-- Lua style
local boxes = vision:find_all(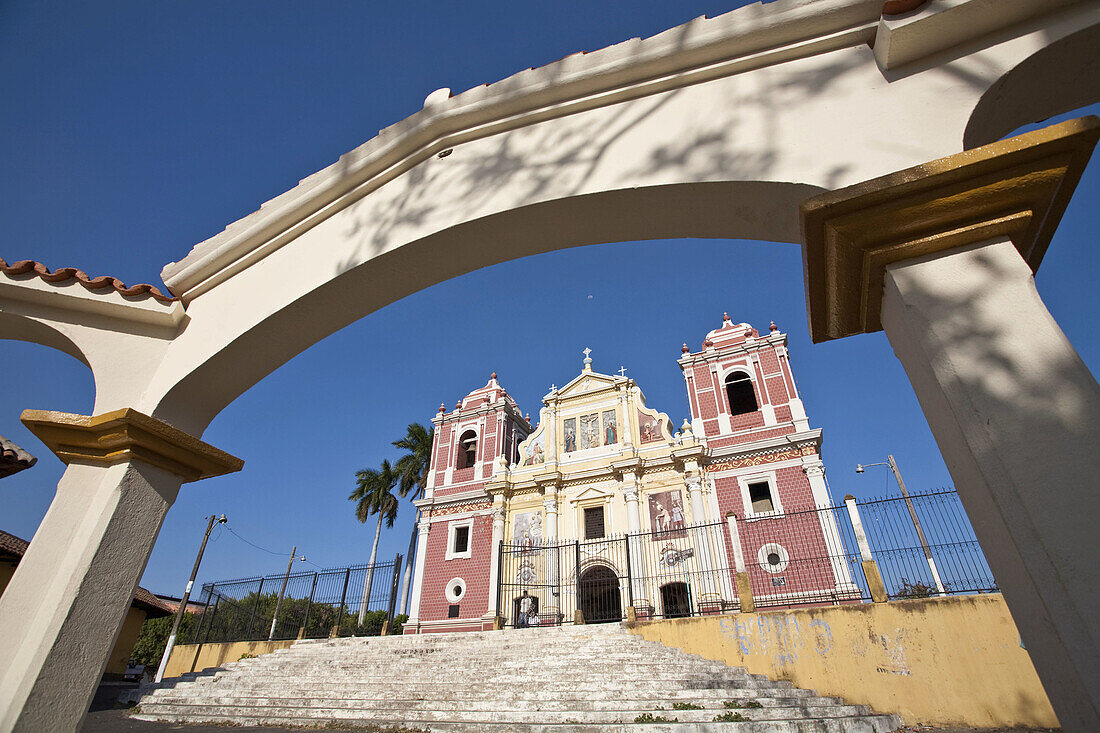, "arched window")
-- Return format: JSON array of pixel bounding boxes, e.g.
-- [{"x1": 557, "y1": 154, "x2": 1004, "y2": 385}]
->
[
  {"x1": 456, "y1": 430, "x2": 477, "y2": 469},
  {"x1": 724, "y1": 372, "x2": 758, "y2": 416}
]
